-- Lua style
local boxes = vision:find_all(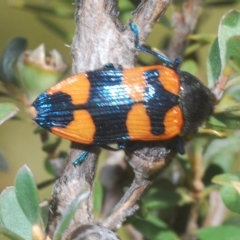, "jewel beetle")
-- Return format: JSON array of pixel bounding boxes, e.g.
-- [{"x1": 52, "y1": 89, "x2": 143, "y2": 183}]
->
[{"x1": 31, "y1": 24, "x2": 213, "y2": 164}]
